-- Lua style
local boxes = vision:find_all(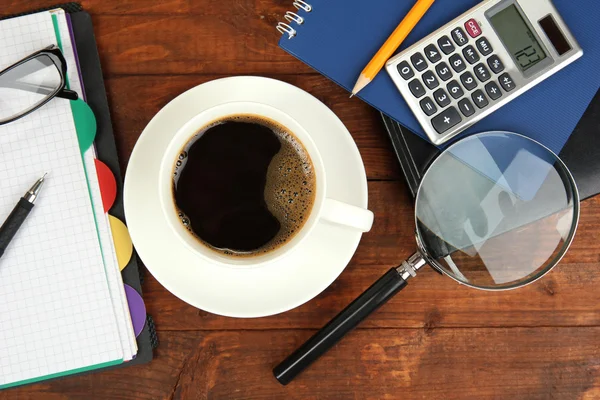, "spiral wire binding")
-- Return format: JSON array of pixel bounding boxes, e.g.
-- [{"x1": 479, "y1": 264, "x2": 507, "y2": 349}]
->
[
  {"x1": 285, "y1": 11, "x2": 304, "y2": 25},
  {"x1": 276, "y1": 1, "x2": 312, "y2": 39}
]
